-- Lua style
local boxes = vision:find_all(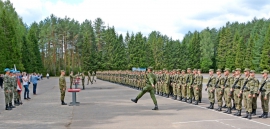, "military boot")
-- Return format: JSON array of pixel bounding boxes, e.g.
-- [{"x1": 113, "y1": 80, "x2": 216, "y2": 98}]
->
[
  {"x1": 252, "y1": 109, "x2": 256, "y2": 116},
  {"x1": 182, "y1": 97, "x2": 187, "y2": 102},
  {"x1": 222, "y1": 104, "x2": 227, "y2": 108},
  {"x1": 152, "y1": 104, "x2": 158, "y2": 110},
  {"x1": 227, "y1": 108, "x2": 232, "y2": 114},
  {"x1": 187, "y1": 99, "x2": 192, "y2": 103},
  {"x1": 215, "y1": 106, "x2": 221, "y2": 111},
  {"x1": 173, "y1": 95, "x2": 177, "y2": 100},
  {"x1": 236, "y1": 110, "x2": 242, "y2": 116},
  {"x1": 178, "y1": 97, "x2": 182, "y2": 101},
  {"x1": 234, "y1": 110, "x2": 239, "y2": 116},
  {"x1": 248, "y1": 112, "x2": 252, "y2": 120},
  {"x1": 242, "y1": 111, "x2": 248, "y2": 118},
  {"x1": 194, "y1": 100, "x2": 198, "y2": 105},
  {"x1": 9, "y1": 103, "x2": 15, "y2": 108},
  {"x1": 223, "y1": 108, "x2": 229, "y2": 113},
  {"x1": 263, "y1": 112, "x2": 268, "y2": 118},
  {"x1": 259, "y1": 112, "x2": 265, "y2": 118},
  {"x1": 131, "y1": 98, "x2": 138, "y2": 103},
  {"x1": 160, "y1": 92, "x2": 163, "y2": 96},
  {"x1": 232, "y1": 104, "x2": 236, "y2": 110},
  {"x1": 61, "y1": 101, "x2": 67, "y2": 105},
  {"x1": 207, "y1": 102, "x2": 212, "y2": 109},
  {"x1": 156, "y1": 92, "x2": 159, "y2": 95},
  {"x1": 166, "y1": 94, "x2": 169, "y2": 98},
  {"x1": 14, "y1": 100, "x2": 19, "y2": 106},
  {"x1": 5, "y1": 104, "x2": 11, "y2": 110}
]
